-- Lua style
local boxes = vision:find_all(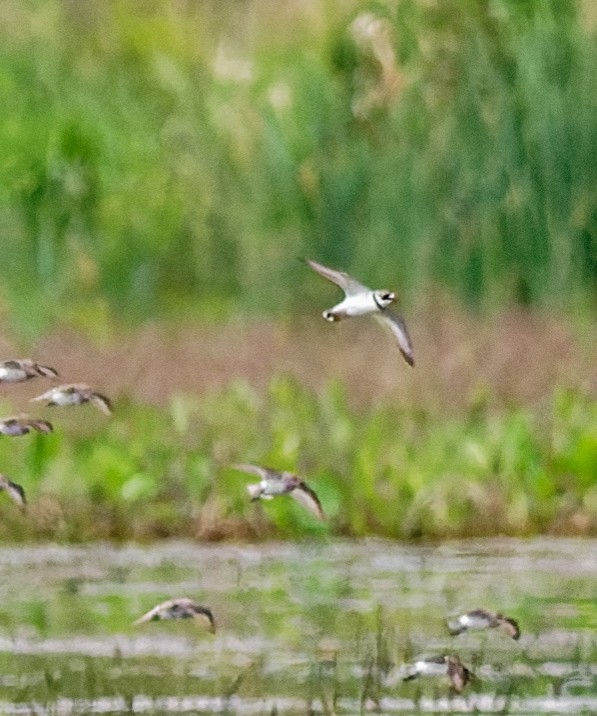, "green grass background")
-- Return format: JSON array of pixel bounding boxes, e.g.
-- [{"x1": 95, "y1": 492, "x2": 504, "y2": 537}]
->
[
  {"x1": 1, "y1": 379, "x2": 597, "y2": 541},
  {"x1": 1, "y1": 0, "x2": 597, "y2": 335},
  {"x1": 1, "y1": 0, "x2": 597, "y2": 539}
]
